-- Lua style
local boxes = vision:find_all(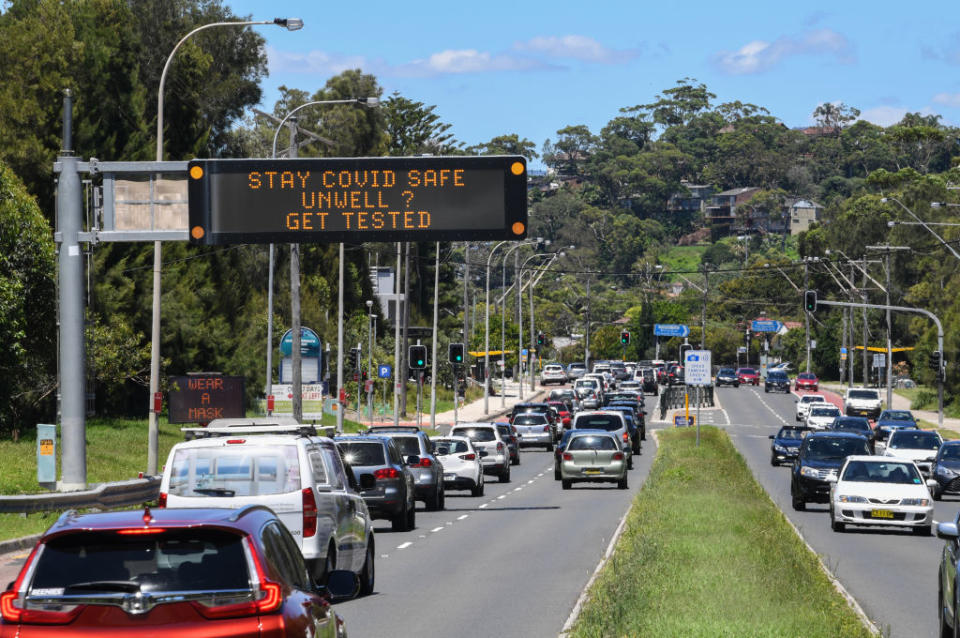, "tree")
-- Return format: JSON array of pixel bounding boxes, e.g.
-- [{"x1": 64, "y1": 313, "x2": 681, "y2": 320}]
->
[
  {"x1": 639, "y1": 78, "x2": 716, "y2": 129},
  {"x1": 465, "y1": 134, "x2": 538, "y2": 160},
  {"x1": 382, "y1": 91, "x2": 461, "y2": 156},
  {"x1": 812, "y1": 102, "x2": 860, "y2": 136},
  {"x1": 544, "y1": 125, "x2": 597, "y2": 175}
]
